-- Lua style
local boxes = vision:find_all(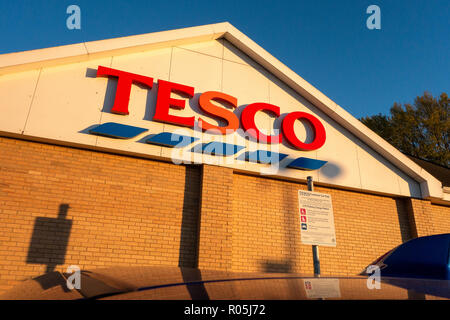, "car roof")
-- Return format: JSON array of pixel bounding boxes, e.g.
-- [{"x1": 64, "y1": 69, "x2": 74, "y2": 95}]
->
[{"x1": 1, "y1": 266, "x2": 449, "y2": 300}]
